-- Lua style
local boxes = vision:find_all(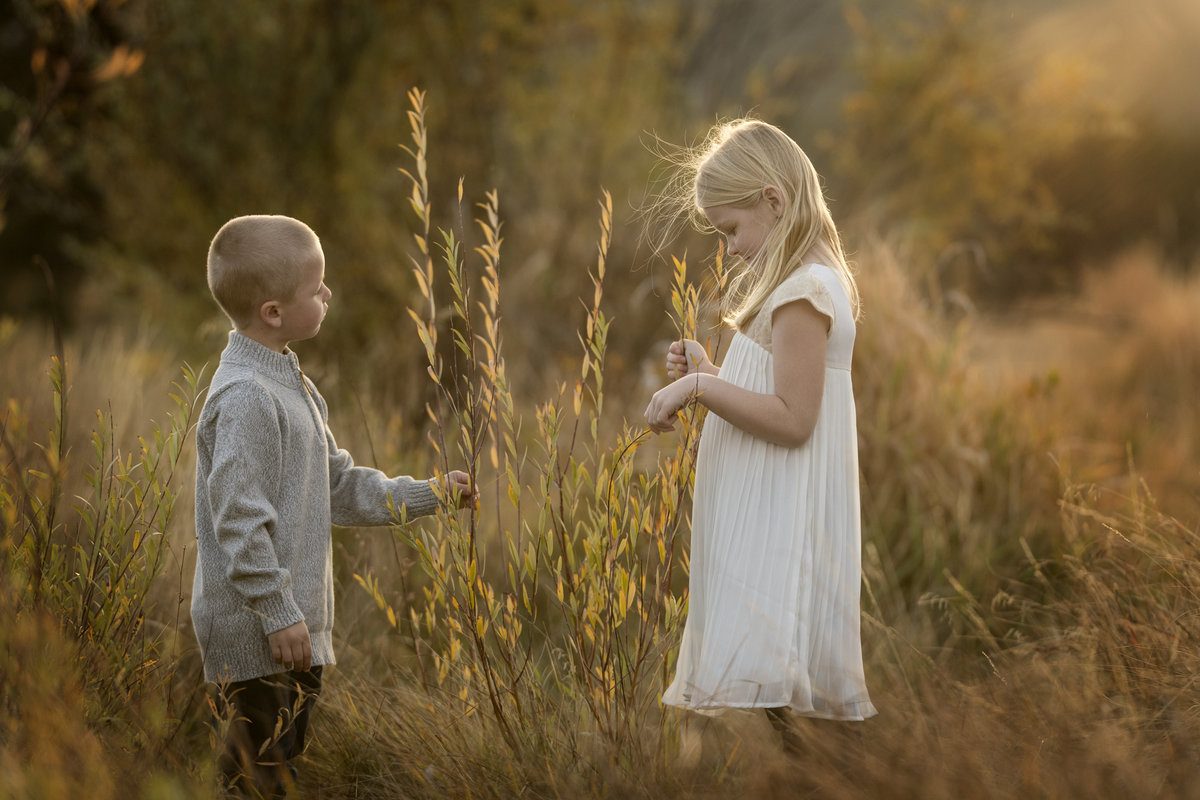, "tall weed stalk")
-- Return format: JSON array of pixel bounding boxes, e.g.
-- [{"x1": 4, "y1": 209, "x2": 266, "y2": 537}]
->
[
  {"x1": 1, "y1": 357, "x2": 205, "y2": 716},
  {"x1": 354, "y1": 89, "x2": 713, "y2": 769}
]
